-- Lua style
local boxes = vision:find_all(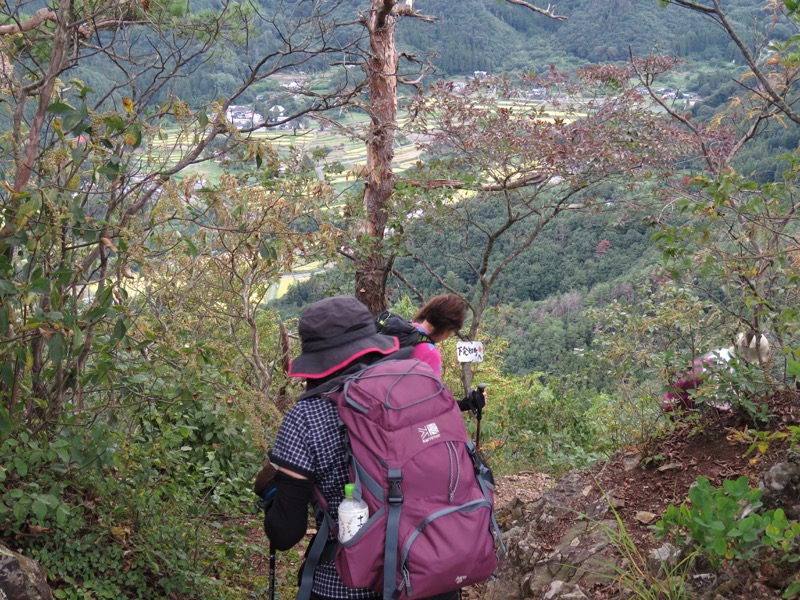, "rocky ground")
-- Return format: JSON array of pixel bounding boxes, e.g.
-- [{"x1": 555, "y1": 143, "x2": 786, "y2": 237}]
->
[{"x1": 481, "y1": 388, "x2": 800, "y2": 600}]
